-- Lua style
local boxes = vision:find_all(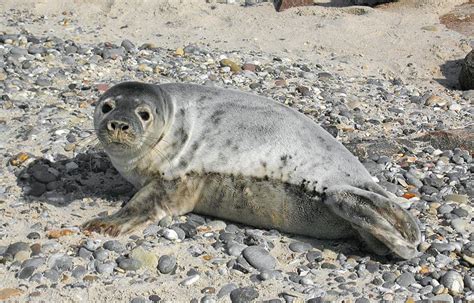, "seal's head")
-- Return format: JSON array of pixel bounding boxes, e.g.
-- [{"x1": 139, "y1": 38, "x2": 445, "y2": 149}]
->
[{"x1": 94, "y1": 82, "x2": 171, "y2": 158}]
